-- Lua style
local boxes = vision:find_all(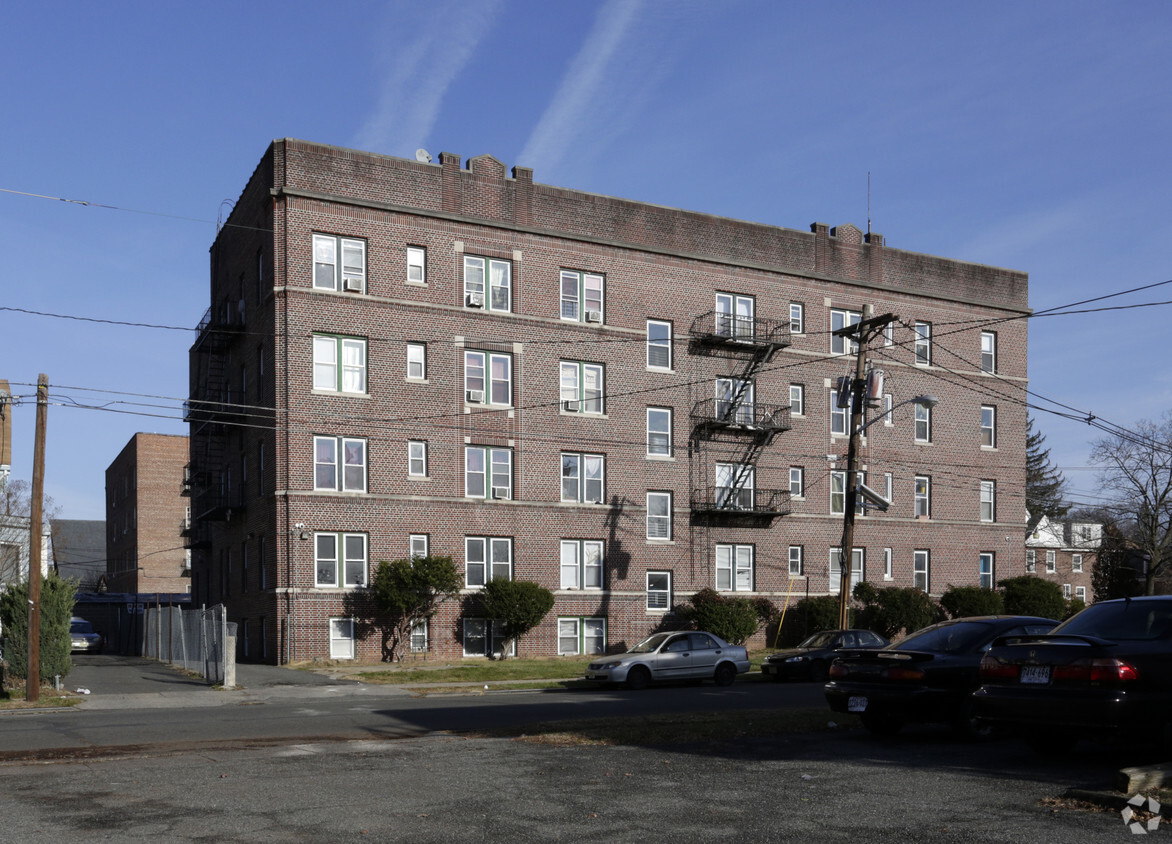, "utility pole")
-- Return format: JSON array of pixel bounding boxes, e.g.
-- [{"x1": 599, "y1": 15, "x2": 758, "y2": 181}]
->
[{"x1": 27, "y1": 374, "x2": 48, "y2": 701}]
